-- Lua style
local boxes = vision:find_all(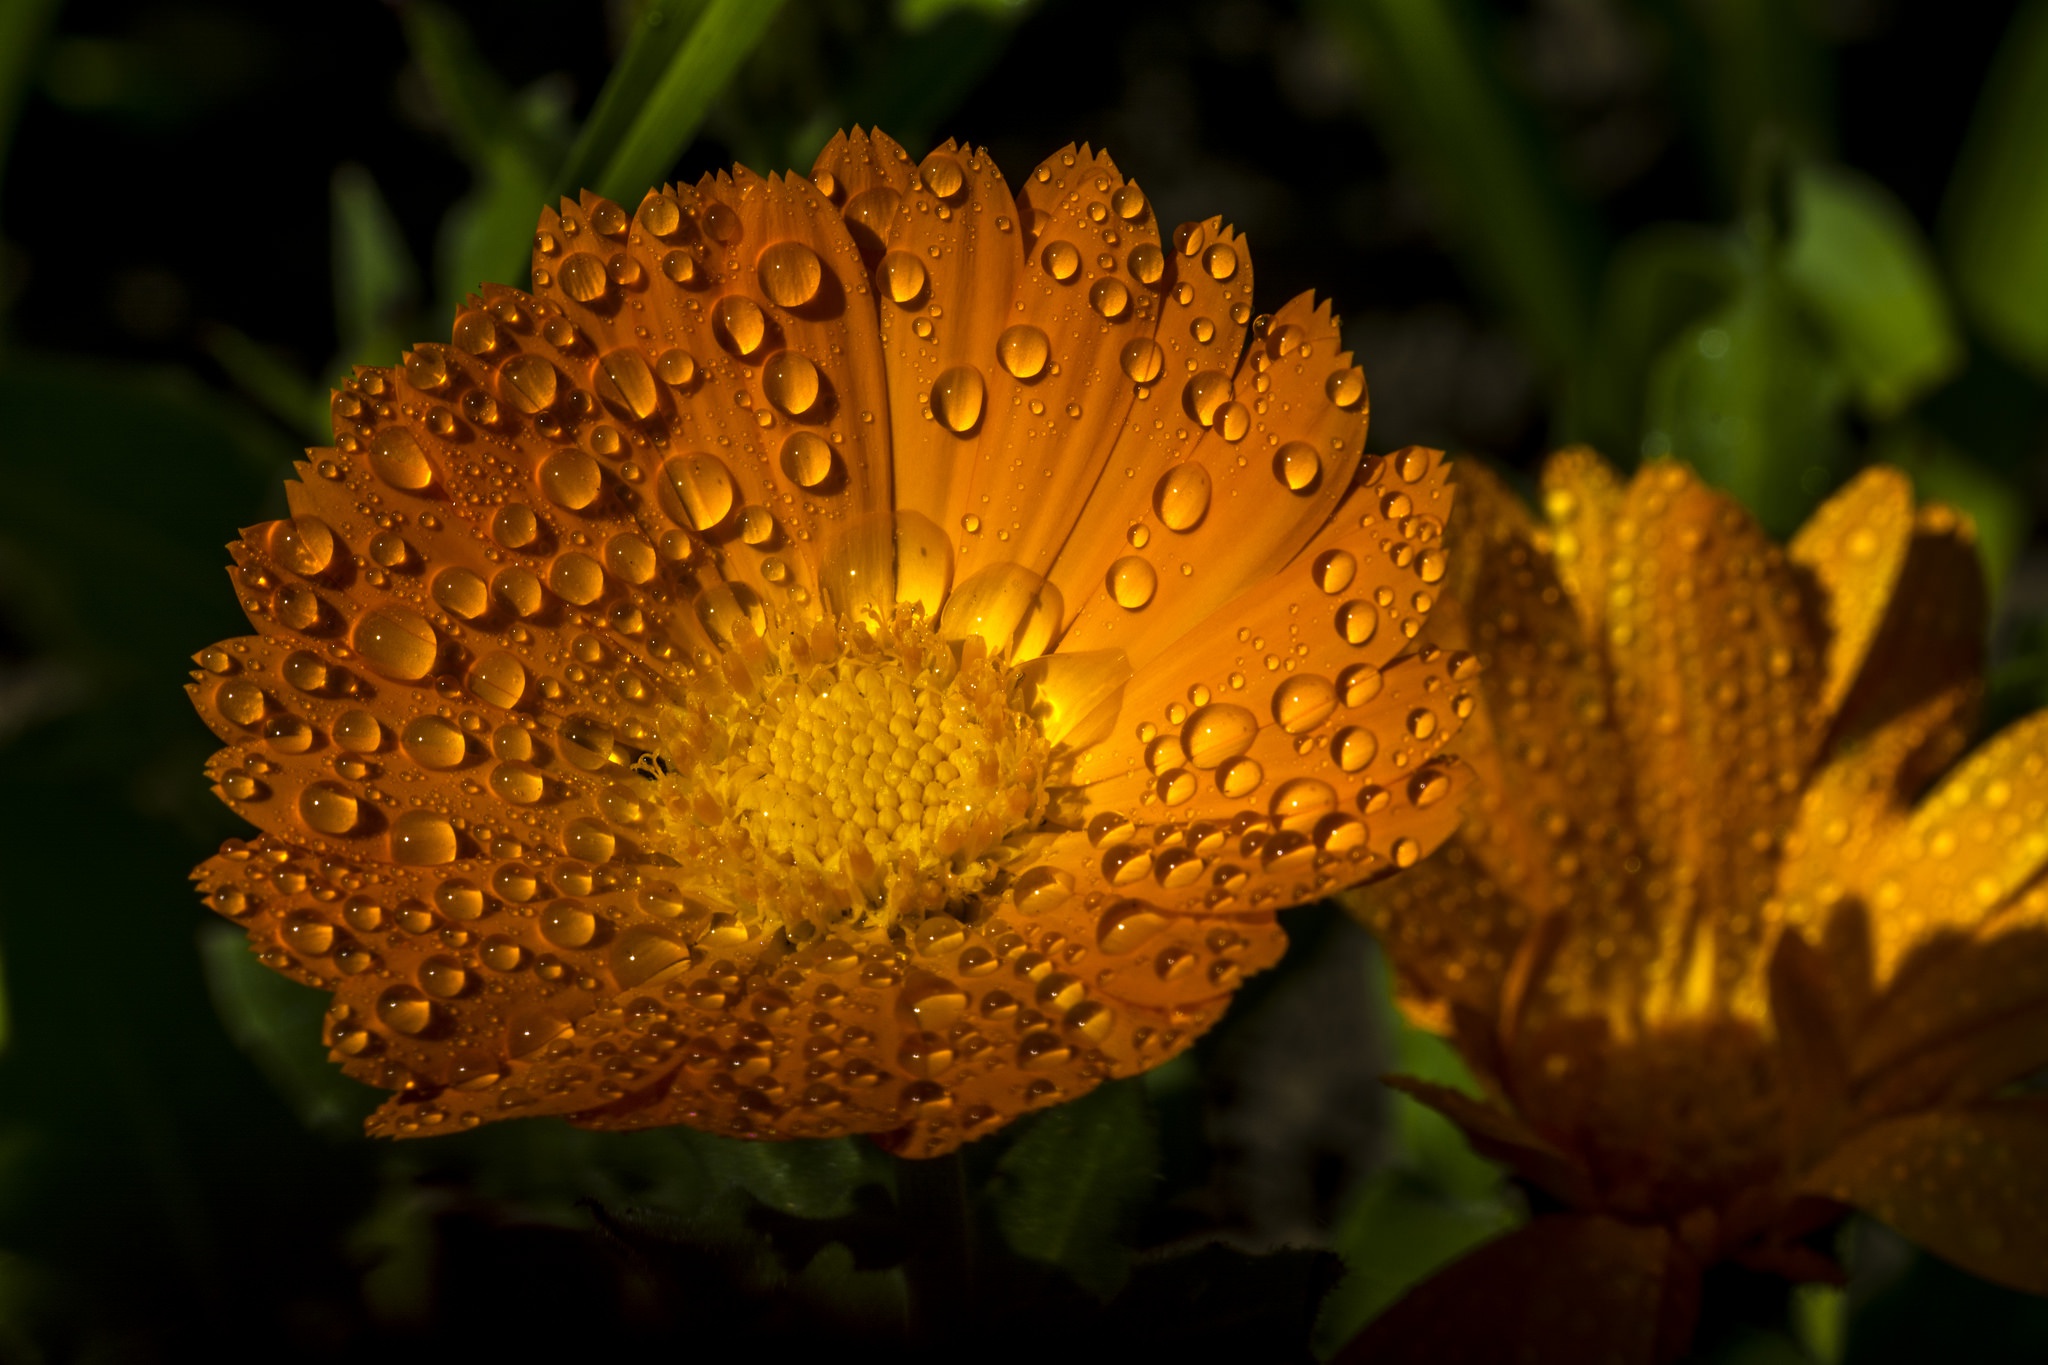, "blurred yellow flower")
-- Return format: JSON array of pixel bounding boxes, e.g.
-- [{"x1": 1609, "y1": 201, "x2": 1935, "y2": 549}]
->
[
  {"x1": 188, "y1": 130, "x2": 1469, "y2": 1155},
  {"x1": 1347, "y1": 452, "x2": 2048, "y2": 1360}
]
